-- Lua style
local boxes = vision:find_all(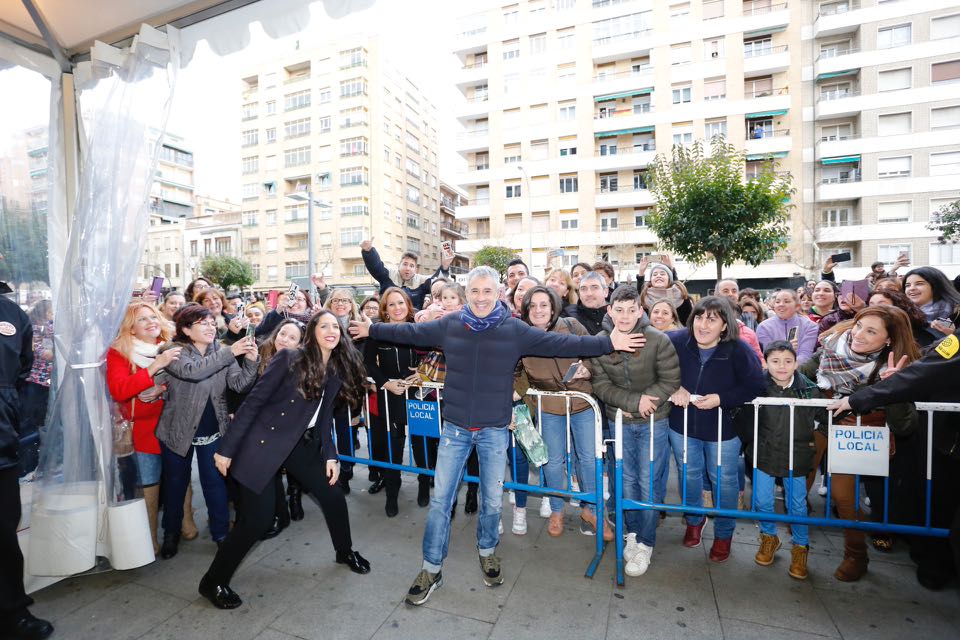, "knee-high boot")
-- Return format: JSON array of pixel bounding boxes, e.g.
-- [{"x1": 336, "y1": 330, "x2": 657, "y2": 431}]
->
[
  {"x1": 834, "y1": 528, "x2": 869, "y2": 581},
  {"x1": 181, "y1": 483, "x2": 199, "y2": 540},
  {"x1": 142, "y1": 484, "x2": 161, "y2": 554}
]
